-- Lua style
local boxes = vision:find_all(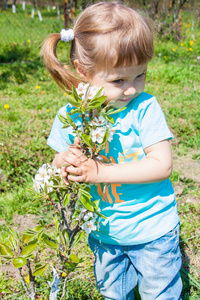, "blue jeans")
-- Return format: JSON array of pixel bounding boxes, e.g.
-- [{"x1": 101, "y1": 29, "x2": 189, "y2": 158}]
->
[{"x1": 88, "y1": 223, "x2": 182, "y2": 300}]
